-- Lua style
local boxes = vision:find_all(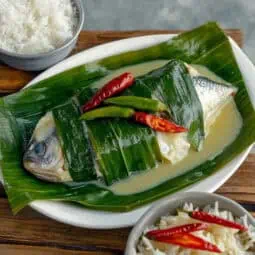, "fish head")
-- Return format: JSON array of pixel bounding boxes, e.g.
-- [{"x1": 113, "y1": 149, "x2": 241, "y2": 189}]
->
[
  {"x1": 23, "y1": 112, "x2": 72, "y2": 182},
  {"x1": 23, "y1": 133, "x2": 63, "y2": 173}
]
